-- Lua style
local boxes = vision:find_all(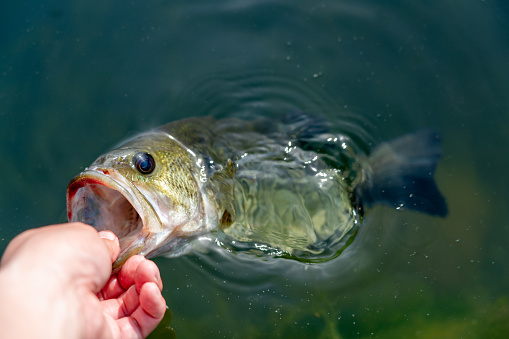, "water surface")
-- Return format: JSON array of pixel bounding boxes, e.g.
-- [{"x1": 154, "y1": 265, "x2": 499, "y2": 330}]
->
[{"x1": 1, "y1": 0, "x2": 508, "y2": 337}]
